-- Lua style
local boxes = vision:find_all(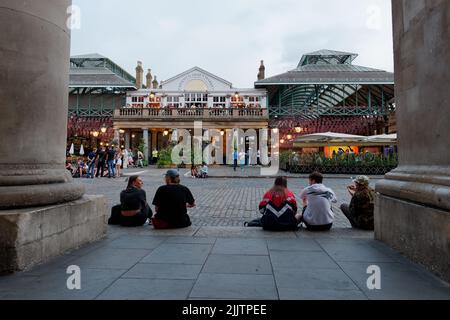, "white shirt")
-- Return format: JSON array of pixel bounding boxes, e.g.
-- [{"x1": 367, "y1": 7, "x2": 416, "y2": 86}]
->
[{"x1": 299, "y1": 184, "x2": 337, "y2": 225}]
